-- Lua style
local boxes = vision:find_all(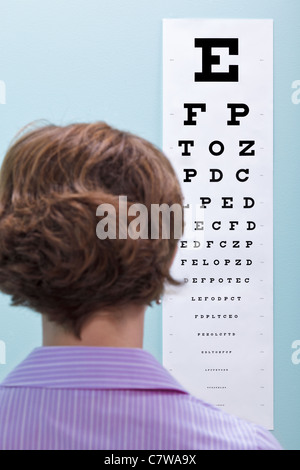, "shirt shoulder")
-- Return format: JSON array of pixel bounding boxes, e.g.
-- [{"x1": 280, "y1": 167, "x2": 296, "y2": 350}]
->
[
  {"x1": 0, "y1": 347, "x2": 284, "y2": 450},
  {"x1": 185, "y1": 394, "x2": 283, "y2": 450}
]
